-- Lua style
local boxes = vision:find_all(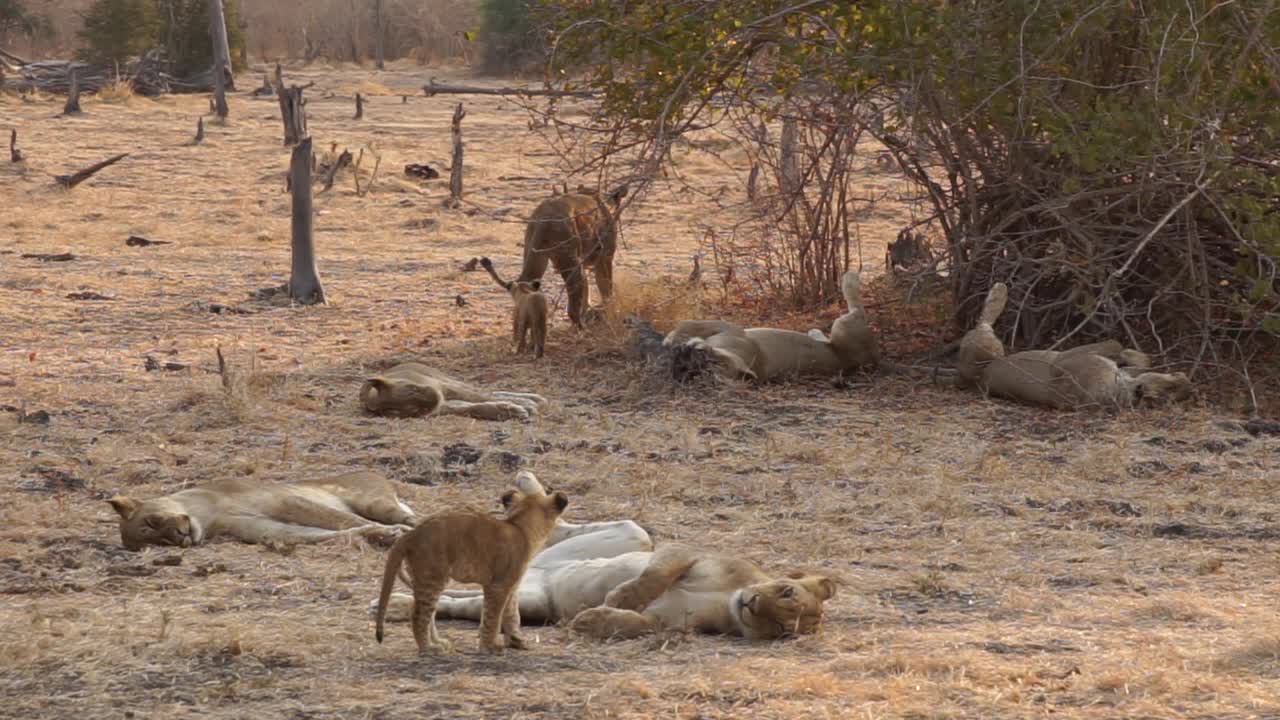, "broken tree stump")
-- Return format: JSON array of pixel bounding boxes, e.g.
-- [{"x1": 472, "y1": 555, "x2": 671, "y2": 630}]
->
[
  {"x1": 55, "y1": 153, "x2": 129, "y2": 189},
  {"x1": 194, "y1": 116, "x2": 205, "y2": 144},
  {"x1": 354, "y1": 92, "x2": 364, "y2": 120},
  {"x1": 273, "y1": 64, "x2": 308, "y2": 146},
  {"x1": 63, "y1": 69, "x2": 81, "y2": 114},
  {"x1": 445, "y1": 103, "x2": 465, "y2": 209},
  {"x1": 287, "y1": 137, "x2": 326, "y2": 304},
  {"x1": 9, "y1": 129, "x2": 21, "y2": 162}
]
